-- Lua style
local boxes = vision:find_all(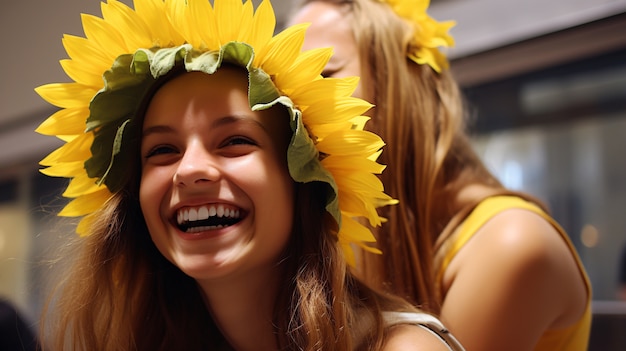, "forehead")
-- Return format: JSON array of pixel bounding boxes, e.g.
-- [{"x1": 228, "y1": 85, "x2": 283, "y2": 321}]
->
[
  {"x1": 154, "y1": 68, "x2": 248, "y2": 97},
  {"x1": 292, "y1": 2, "x2": 354, "y2": 54},
  {"x1": 145, "y1": 69, "x2": 250, "y2": 115},
  {"x1": 142, "y1": 68, "x2": 290, "y2": 140}
]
